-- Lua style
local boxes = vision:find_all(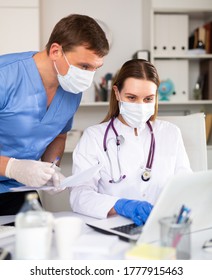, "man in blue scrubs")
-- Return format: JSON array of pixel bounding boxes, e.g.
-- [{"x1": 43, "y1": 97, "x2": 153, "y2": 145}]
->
[{"x1": 0, "y1": 14, "x2": 109, "y2": 215}]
